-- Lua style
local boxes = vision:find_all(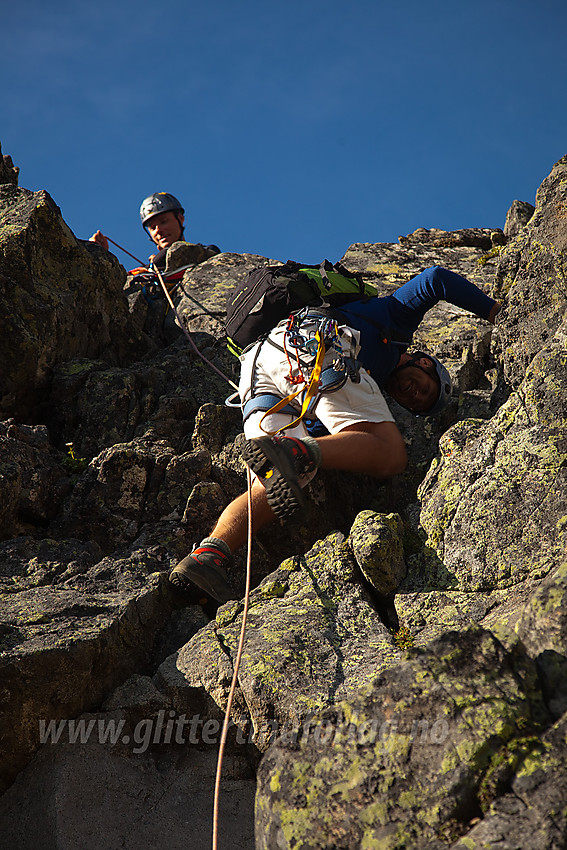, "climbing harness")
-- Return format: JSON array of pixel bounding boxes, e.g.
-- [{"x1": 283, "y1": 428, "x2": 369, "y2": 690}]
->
[
  {"x1": 235, "y1": 309, "x2": 363, "y2": 436},
  {"x1": 254, "y1": 319, "x2": 328, "y2": 435},
  {"x1": 129, "y1": 267, "x2": 178, "y2": 303},
  {"x1": 130, "y1": 265, "x2": 192, "y2": 302}
]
